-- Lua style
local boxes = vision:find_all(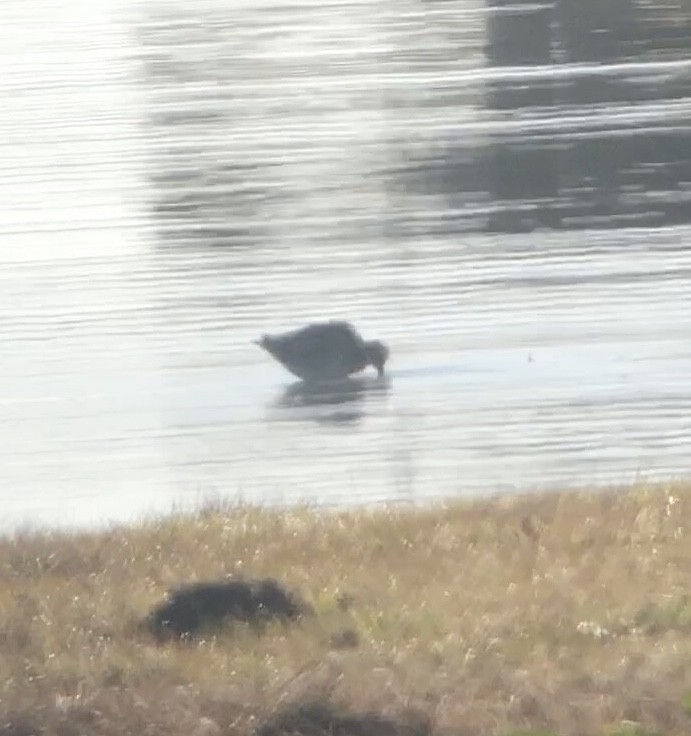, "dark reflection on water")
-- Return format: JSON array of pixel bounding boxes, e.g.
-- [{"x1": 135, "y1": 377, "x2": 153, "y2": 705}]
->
[
  {"x1": 138, "y1": 0, "x2": 691, "y2": 251},
  {"x1": 272, "y1": 378, "x2": 391, "y2": 427}
]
